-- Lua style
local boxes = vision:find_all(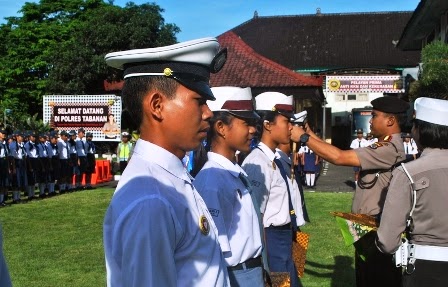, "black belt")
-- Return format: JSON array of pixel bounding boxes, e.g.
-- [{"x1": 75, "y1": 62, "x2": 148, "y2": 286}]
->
[
  {"x1": 266, "y1": 223, "x2": 291, "y2": 230},
  {"x1": 228, "y1": 256, "x2": 262, "y2": 271}
]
